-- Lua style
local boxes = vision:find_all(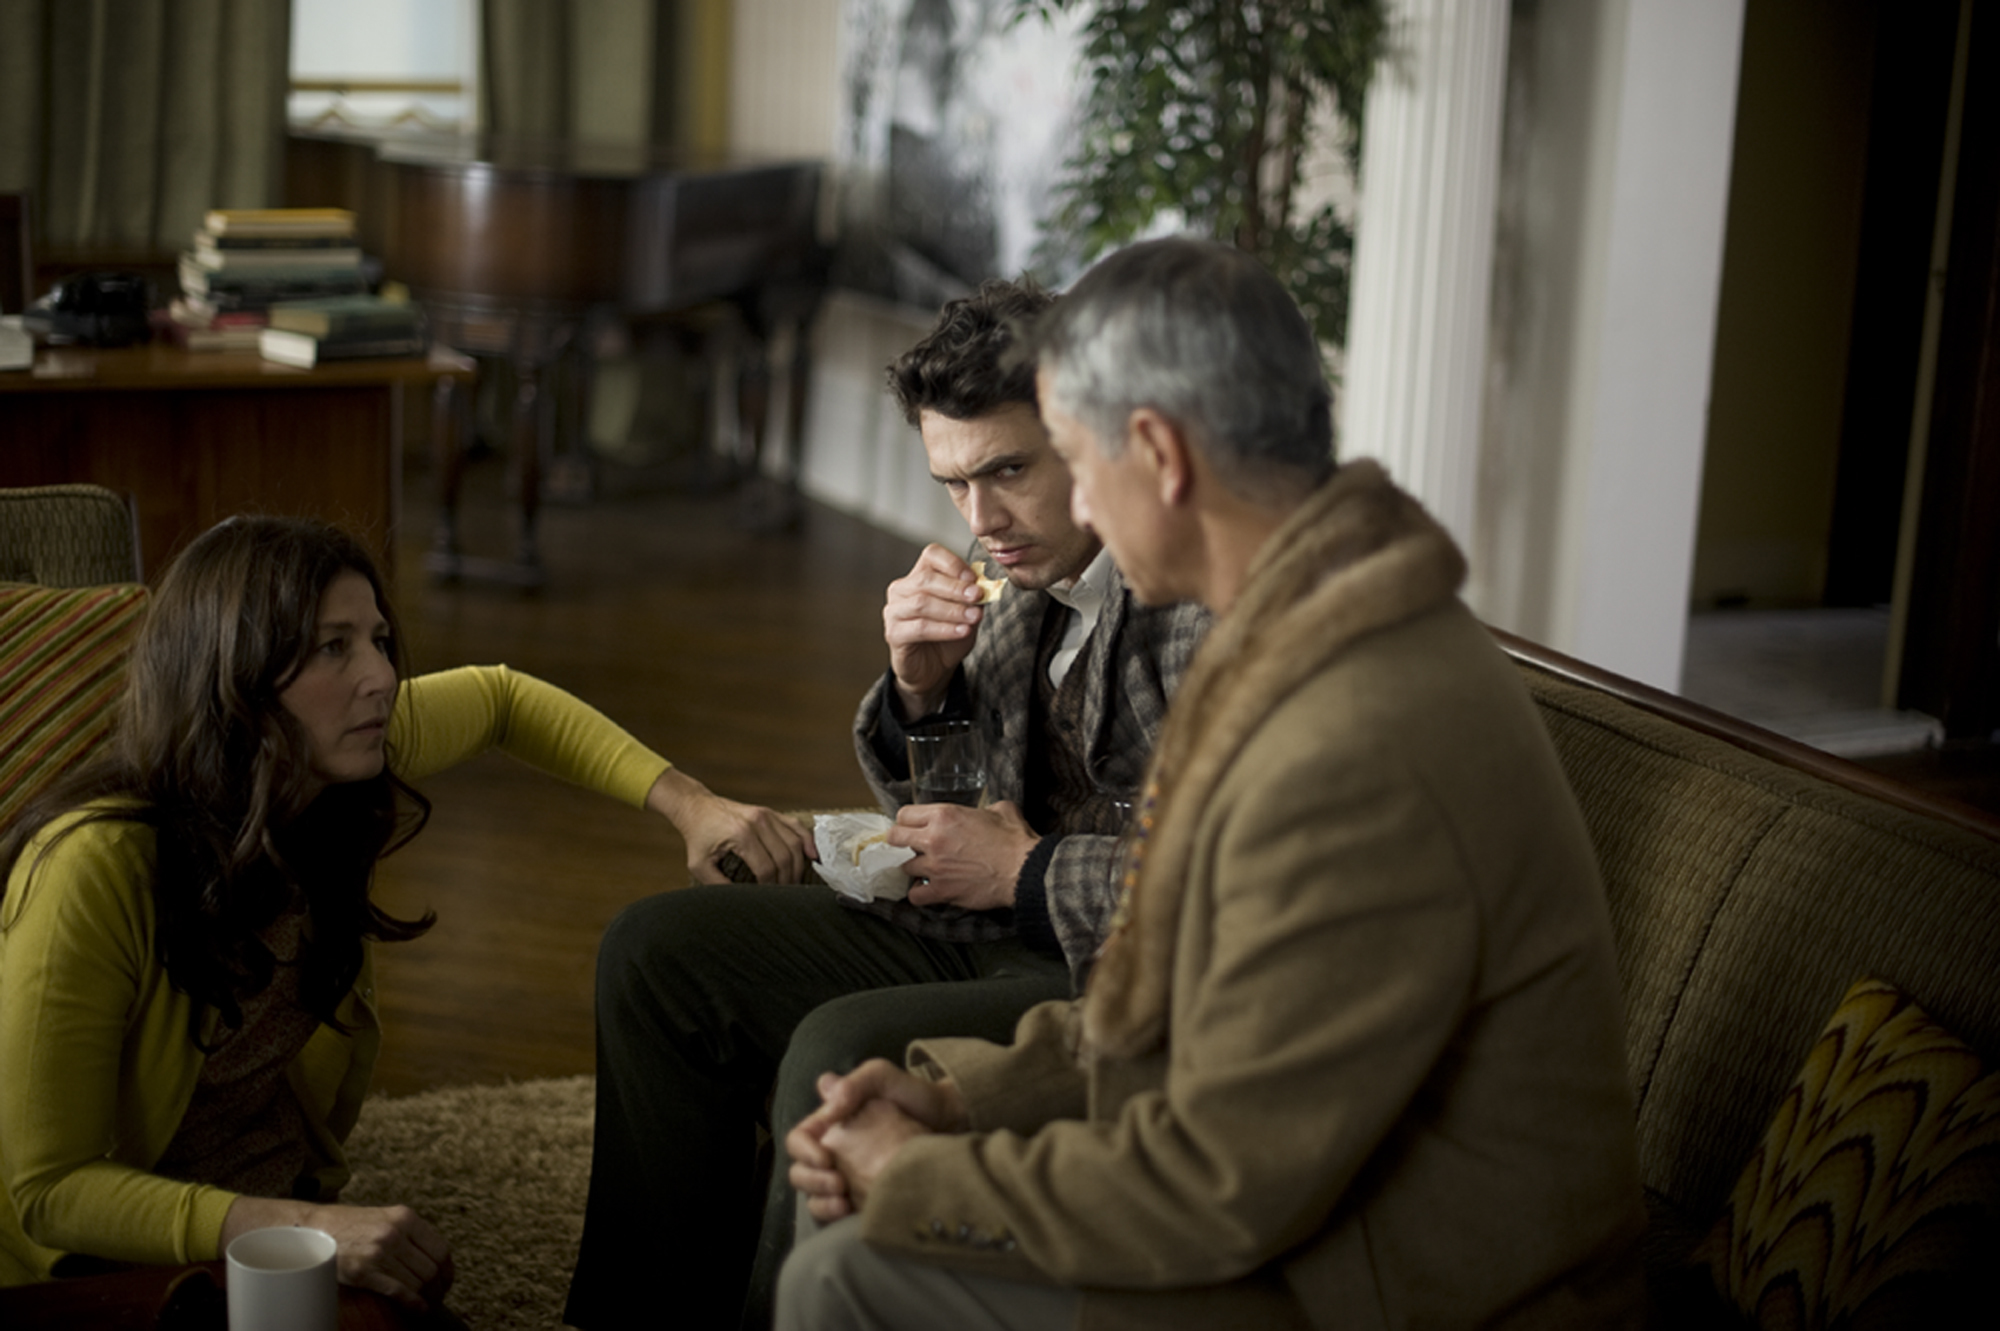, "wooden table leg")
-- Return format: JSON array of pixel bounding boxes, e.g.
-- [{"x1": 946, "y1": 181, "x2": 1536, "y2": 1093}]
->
[
  {"x1": 509, "y1": 357, "x2": 545, "y2": 577},
  {"x1": 427, "y1": 374, "x2": 469, "y2": 575}
]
